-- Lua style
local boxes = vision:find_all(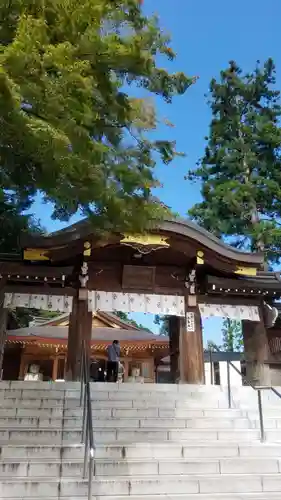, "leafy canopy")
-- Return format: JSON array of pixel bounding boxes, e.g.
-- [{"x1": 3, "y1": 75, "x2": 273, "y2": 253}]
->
[
  {"x1": 221, "y1": 318, "x2": 243, "y2": 352},
  {"x1": 206, "y1": 318, "x2": 243, "y2": 353},
  {"x1": 114, "y1": 311, "x2": 152, "y2": 332},
  {"x1": 0, "y1": 0, "x2": 193, "y2": 232},
  {"x1": 188, "y1": 59, "x2": 281, "y2": 260},
  {"x1": 0, "y1": 192, "x2": 42, "y2": 254},
  {"x1": 154, "y1": 314, "x2": 169, "y2": 335},
  {"x1": 0, "y1": 194, "x2": 56, "y2": 329}
]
